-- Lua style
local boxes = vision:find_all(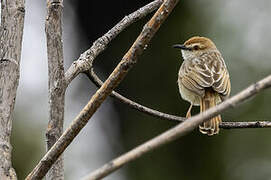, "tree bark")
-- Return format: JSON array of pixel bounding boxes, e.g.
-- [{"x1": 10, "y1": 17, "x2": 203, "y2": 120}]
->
[
  {"x1": 0, "y1": 0, "x2": 25, "y2": 179},
  {"x1": 45, "y1": 0, "x2": 65, "y2": 179}
]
